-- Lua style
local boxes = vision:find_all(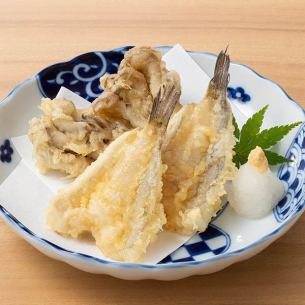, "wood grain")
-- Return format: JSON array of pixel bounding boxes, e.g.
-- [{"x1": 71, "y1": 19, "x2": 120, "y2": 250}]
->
[{"x1": 0, "y1": 1, "x2": 304, "y2": 304}]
